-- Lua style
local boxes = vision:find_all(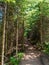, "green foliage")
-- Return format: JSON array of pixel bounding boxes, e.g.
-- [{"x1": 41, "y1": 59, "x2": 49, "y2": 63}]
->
[
  {"x1": 24, "y1": 0, "x2": 49, "y2": 38},
  {"x1": 42, "y1": 42, "x2": 49, "y2": 55},
  {"x1": 10, "y1": 53, "x2": 23, "y2": 65},
  {"x1": 24, "y1": 1, "x2": 40, "y2": 37}
]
